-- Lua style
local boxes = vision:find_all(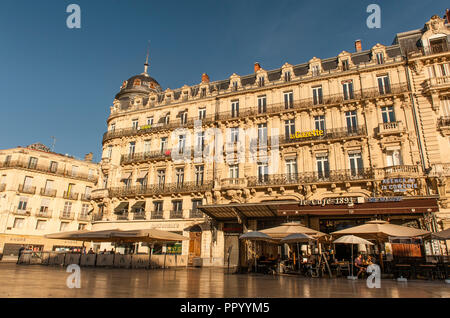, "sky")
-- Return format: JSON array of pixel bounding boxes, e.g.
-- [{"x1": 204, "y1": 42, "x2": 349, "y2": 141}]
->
[{"x1": 0, "y1": 0, "x2": 448, "y2": 162}]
